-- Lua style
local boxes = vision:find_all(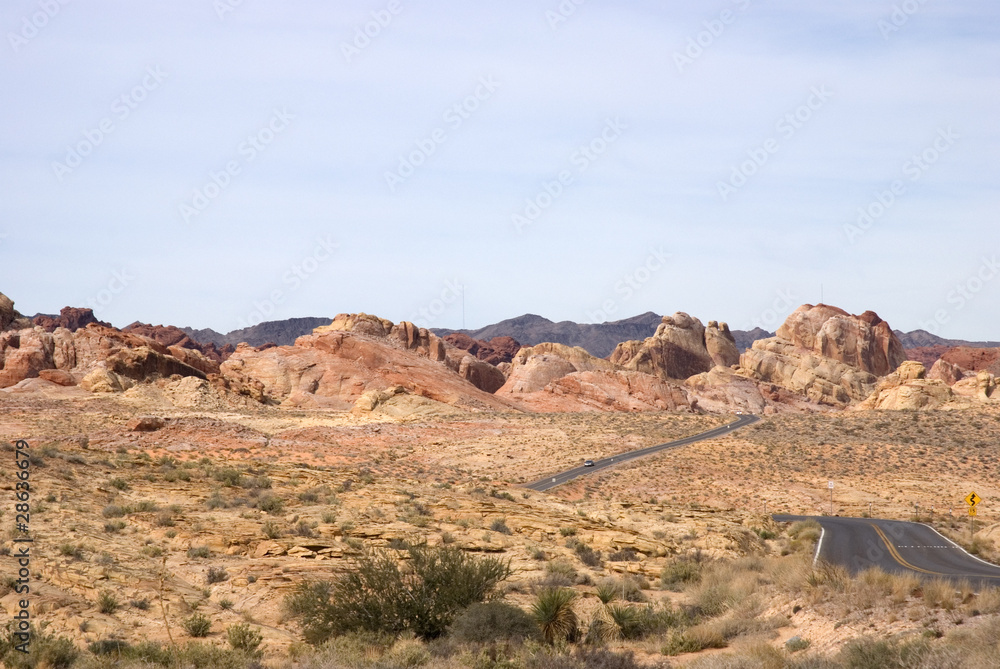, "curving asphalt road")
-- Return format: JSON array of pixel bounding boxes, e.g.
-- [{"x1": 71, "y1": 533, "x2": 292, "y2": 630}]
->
[
  {"x1": 524, "y1": 413, "x2": 760, "y2": 492},
  {"x1": 774, "y1": 515, "x2": 1000, "y2": 586}
]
